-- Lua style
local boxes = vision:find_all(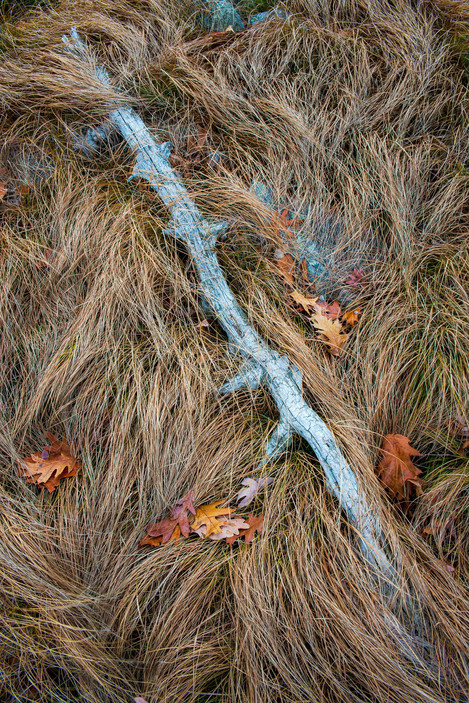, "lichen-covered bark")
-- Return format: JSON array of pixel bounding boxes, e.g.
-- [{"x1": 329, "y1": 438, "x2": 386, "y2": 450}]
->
[{"x1": 62, "y1": 29, "x2": 391, "y2": 575}]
